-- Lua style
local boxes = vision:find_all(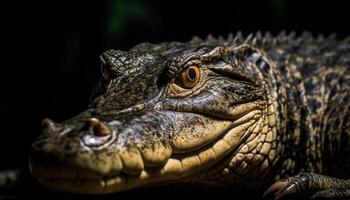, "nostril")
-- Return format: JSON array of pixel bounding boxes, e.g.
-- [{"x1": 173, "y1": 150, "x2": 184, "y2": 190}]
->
[
  {"x1": 85, "y1": 118, "x2": 111, "y2": 137},
  {"x1": 41, "y1": 118, "x2": 56, "y2": 131}
]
